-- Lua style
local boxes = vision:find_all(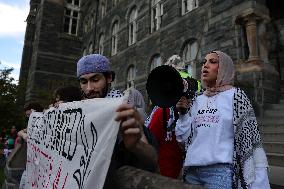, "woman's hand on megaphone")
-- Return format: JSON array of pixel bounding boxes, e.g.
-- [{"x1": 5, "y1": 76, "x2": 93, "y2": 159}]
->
[{"x1": 176, "y1": 96, "x2": 190, "y2": 115}]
